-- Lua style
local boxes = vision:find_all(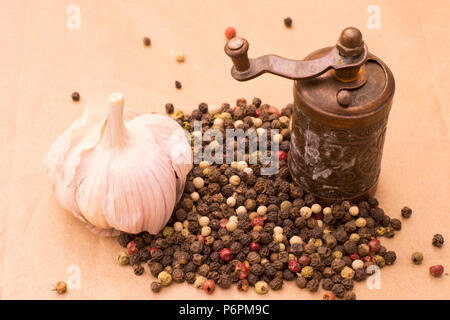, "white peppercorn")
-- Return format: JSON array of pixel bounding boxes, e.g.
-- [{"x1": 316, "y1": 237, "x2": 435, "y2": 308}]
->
[
  {"x1": 229, "y1": 175, "x2": 241, "y2": 186},
  {"x1": 311, "y1": 203, "x2": 322, "y2": 214},
  {"x1": 349, "y1": 206, "x2": 359, "y2": 216},
  {"x1": 300, "y1": 206, "x2": 312, "y2": 219},
  {"x1": 193, "y1": 177, "x2": 204, "y2": 189}
]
